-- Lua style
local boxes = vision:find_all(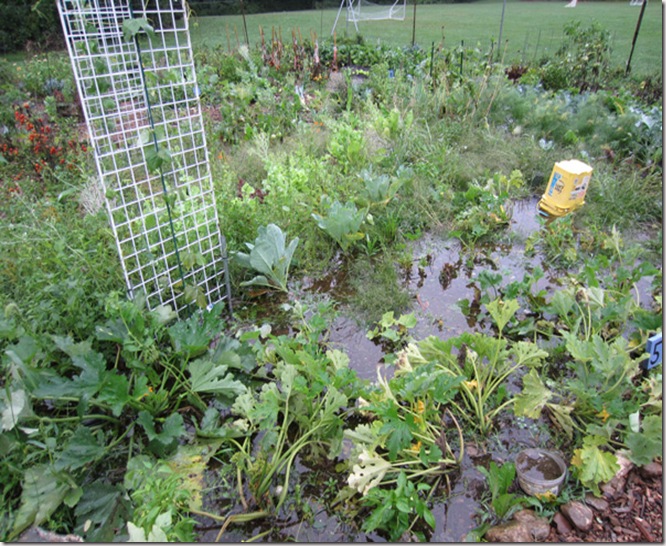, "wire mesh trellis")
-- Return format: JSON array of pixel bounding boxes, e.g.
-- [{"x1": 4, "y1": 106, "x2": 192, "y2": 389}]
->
[{"x1": 57, "y1": 0, "x2": 231, "y2": 316}]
